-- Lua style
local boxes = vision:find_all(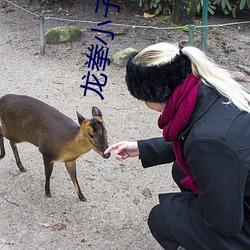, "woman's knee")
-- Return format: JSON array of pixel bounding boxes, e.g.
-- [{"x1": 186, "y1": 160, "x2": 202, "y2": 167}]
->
[
  {"x1": 148, "y1": 204, "x2": 161, "y2": 233},
  {"x1": 148, "y1": 205, "x2": 179, "y2": 249}
]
